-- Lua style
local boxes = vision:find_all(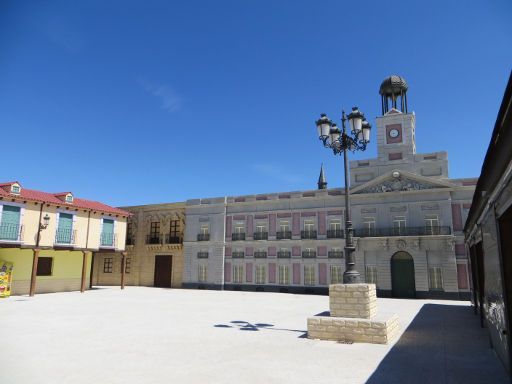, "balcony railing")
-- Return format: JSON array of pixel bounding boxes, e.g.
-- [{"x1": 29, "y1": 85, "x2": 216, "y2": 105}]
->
[
  {"x1": 328, "y1": 250, "x2": 344, "y2": 258},
  {"x1": 54, "y1": 228, "x2": 76, "y2": 245},
  {"x1": 327, "y1": 229, "x2": 344, "y2": 239},
  {"x1": 197, "y1": 251, "x2": 209, "y2": 259},
  {"x1": 146, "y1": 235, "x2": 162, "y2": 244},
  {"x1": 253, "y1": 232, "x2": 268, "y2": 240},
  {"x1": 353, "y1": 226, "x2": 452, "y2": 238},
  {"x1": 197, "y1": 233, "x2": 210, "y2": 241},
  {"x1": 165, "y1": 234, "x2": 182, "y2": 244},
  {"x1": 126, "y1": 236, "x2": 135, "y2": 245},
  {"x1": 0, "y1": 223, "x2": 23, "y2": 242},
  {"x1": 276, "y1": 231, "x2": 292, "y2": 240},
  {"x1": 277, "y1": 251, "x2": 291, "y2": 258},
  {"x1": 301, "y1": 230, "x2": 317, "y2": 239},
  {"x1": 302, "y1": 250, "x2": 317, "y2": 258},
  {"x1": 254, "y1": 251, "x2": 267, "y2": 258},
  {"x1": 232, "y1": 251, "x2": 245, "y2": 258},
  {"x1": 100, "y1": 232, "x2": 117, "y2": 248},
  {"x1": 232, "y1": 233, "x2": 246, "y2": 241}
]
